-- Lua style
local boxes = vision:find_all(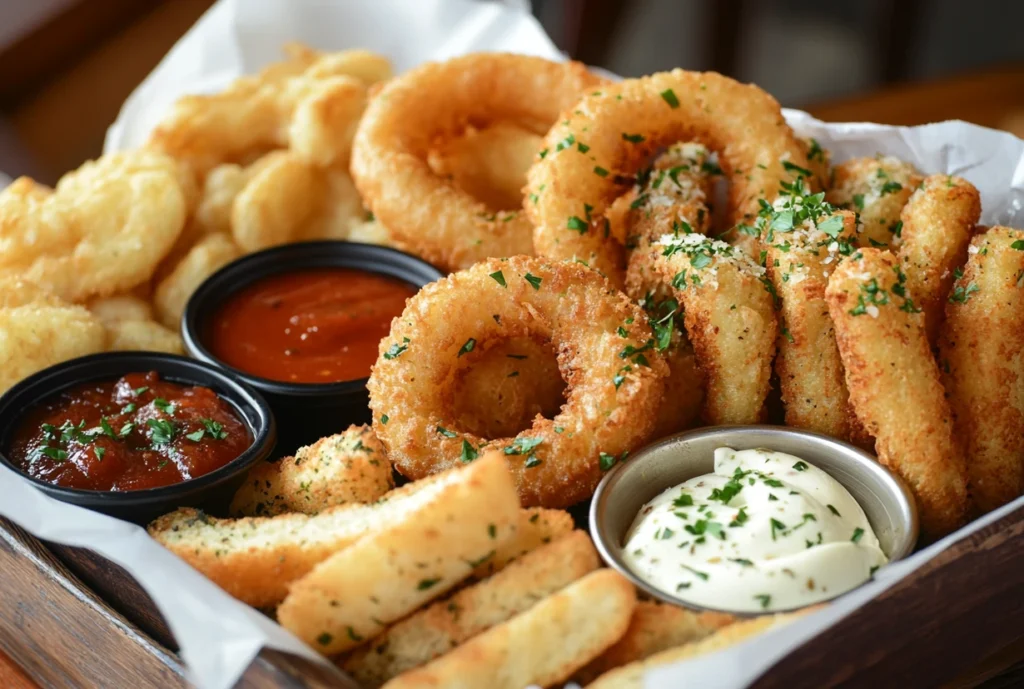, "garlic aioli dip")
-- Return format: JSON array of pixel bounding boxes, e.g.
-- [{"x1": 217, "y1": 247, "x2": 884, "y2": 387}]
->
[{"x1": 622, "y1": 447, "x2": 887, "y2": 613}]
